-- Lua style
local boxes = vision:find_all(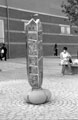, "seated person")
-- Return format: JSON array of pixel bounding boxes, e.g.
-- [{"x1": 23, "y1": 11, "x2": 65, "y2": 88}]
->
[{"x1": 60, "y1": 47, "x2": 72, "y2": 75}]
